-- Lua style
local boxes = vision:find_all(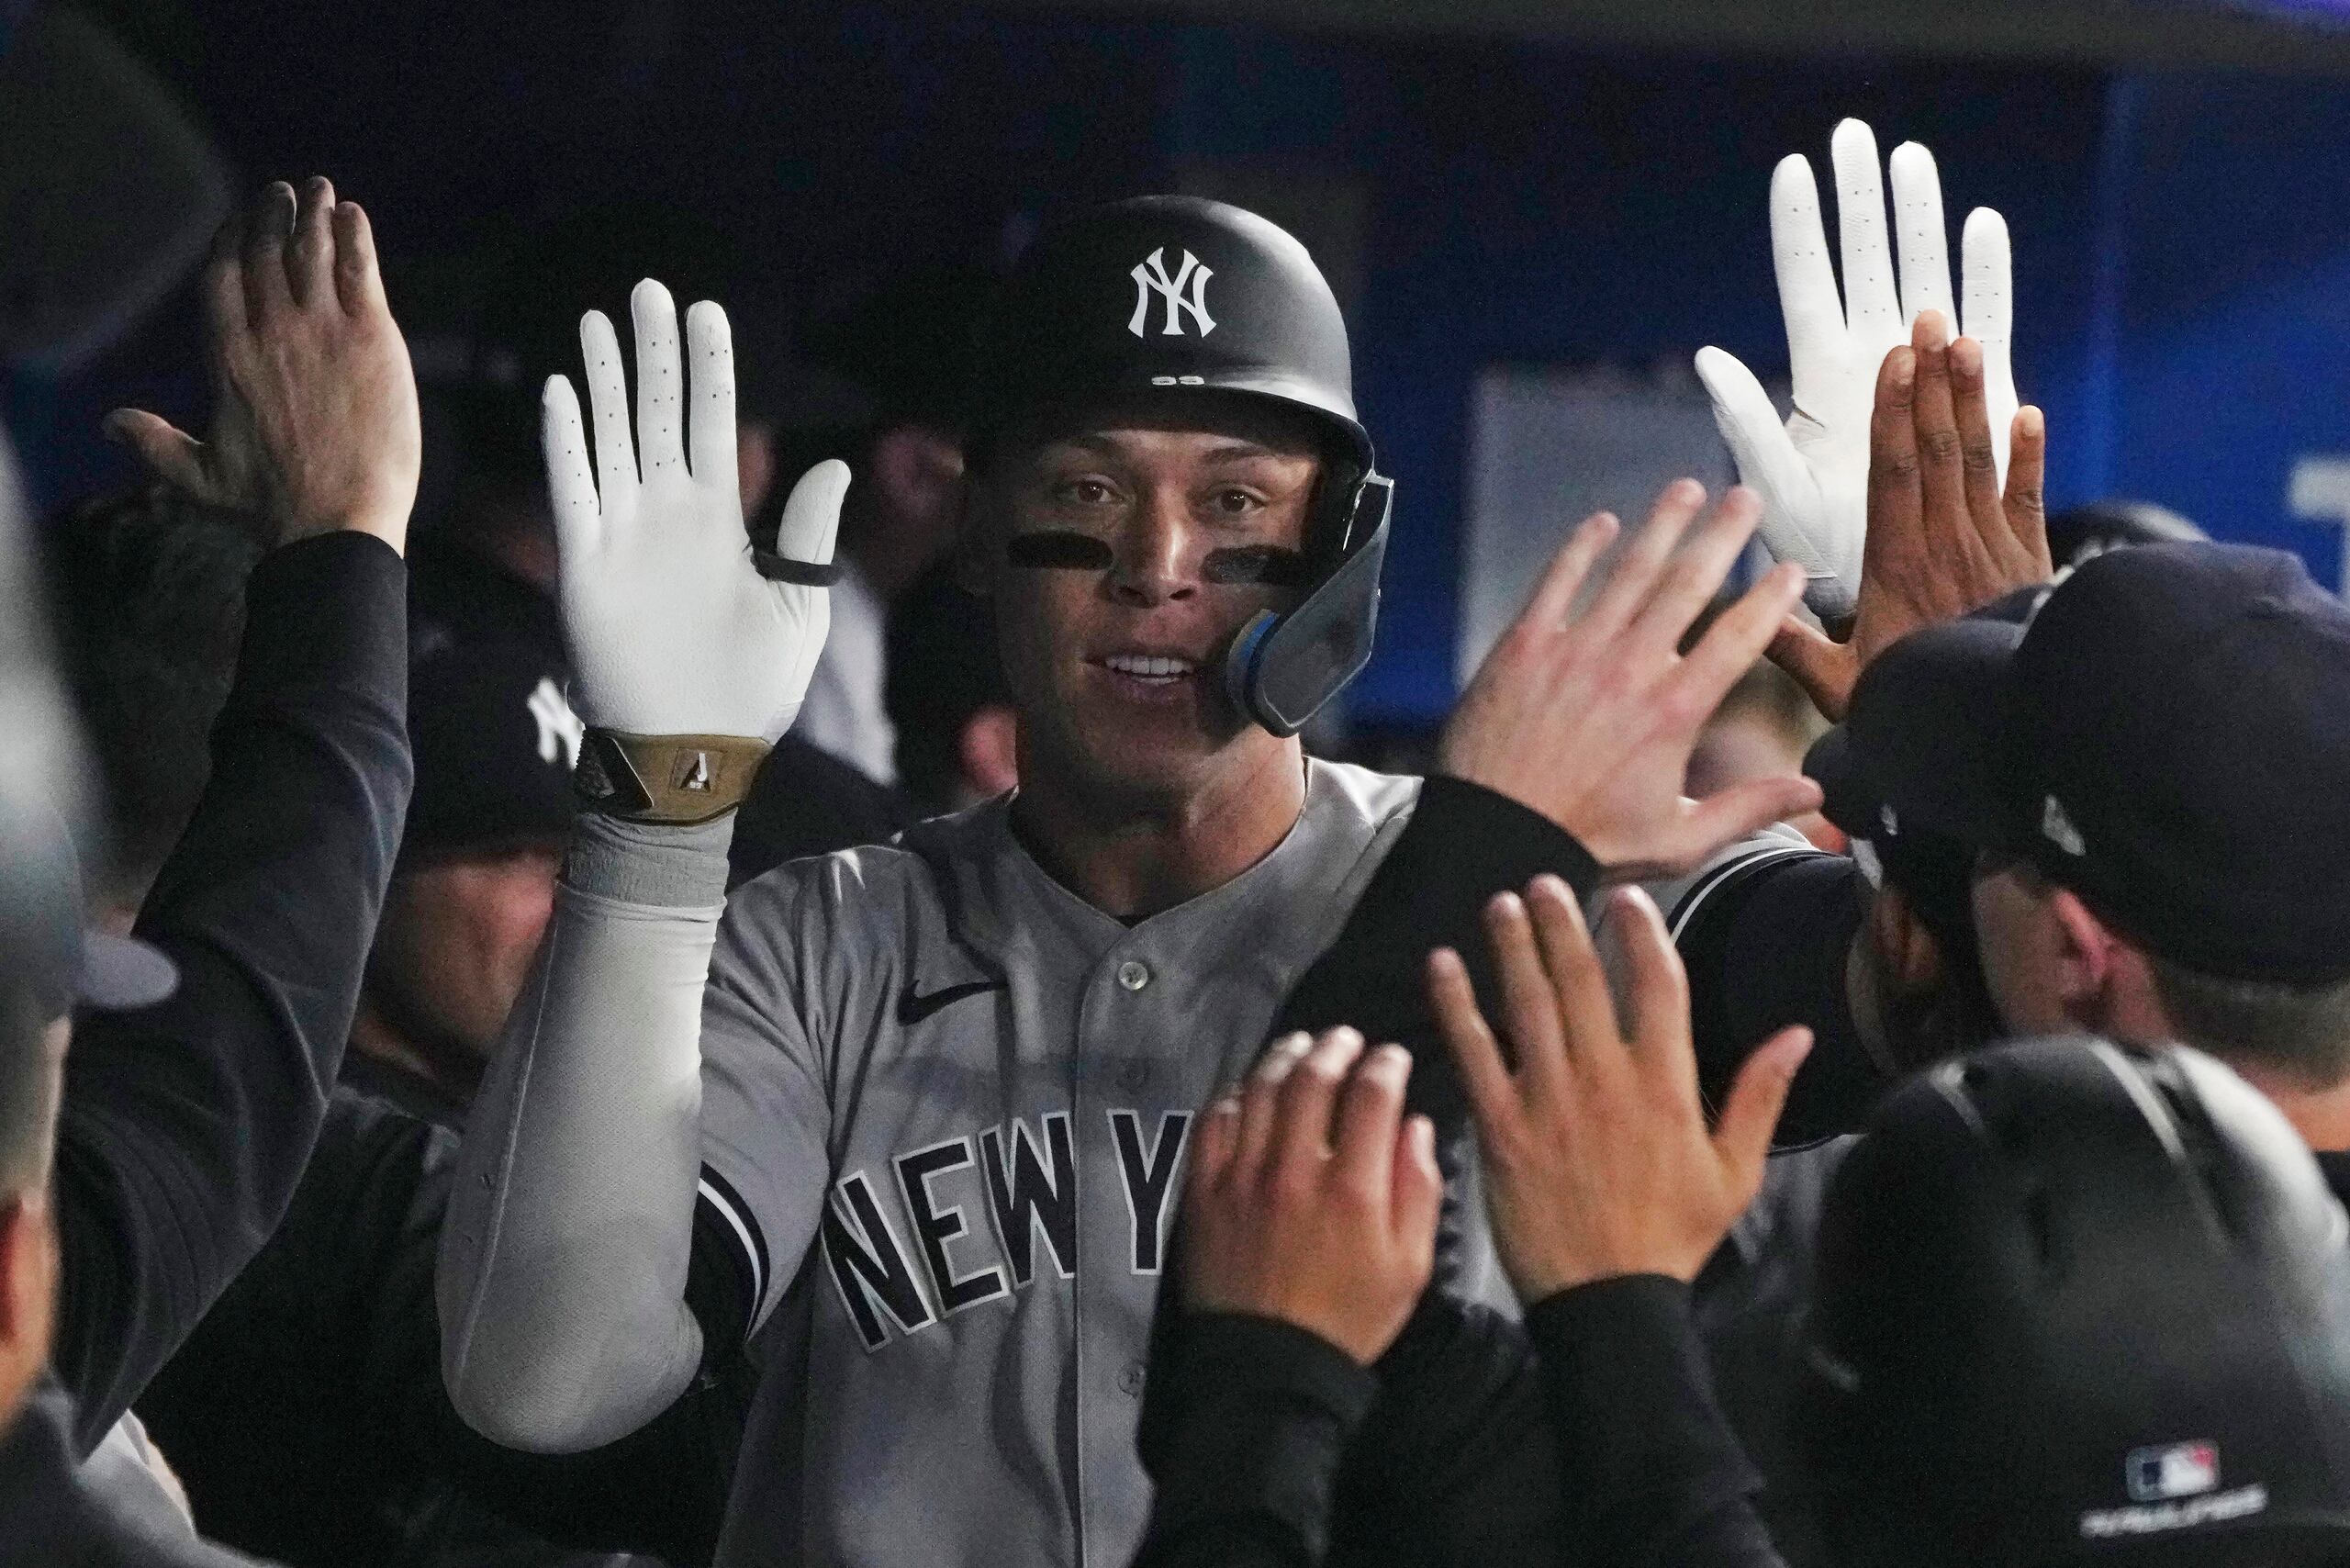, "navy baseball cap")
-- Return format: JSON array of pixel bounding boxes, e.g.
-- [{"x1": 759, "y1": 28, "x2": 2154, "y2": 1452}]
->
[
  {"x1": 401, "y1": 549, "x2": 579, "y2": 860},
  {"x1": 1806, "y1": 543, "x2": 2350, "y2": 984}
]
